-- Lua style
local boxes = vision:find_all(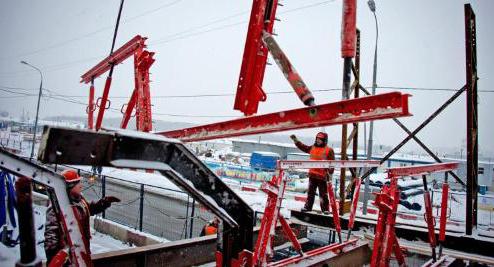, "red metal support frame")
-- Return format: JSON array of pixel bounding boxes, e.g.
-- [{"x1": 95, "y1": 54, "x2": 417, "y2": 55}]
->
[
  {"x1": 160, "y1": 92, "x2": 411, "y2": 142},
  {"x1": 253, "y1": 168, "x2": 286, "y2": 266},
  {"x1": 371, "y1": 163, "x2": 459, "y2": 267},
  {"x1": 235, "y1": 0, "x2": 278, "y2": 115},
  {"x1": 346, "y1": 178, "x2": 361, "y2": 239},
  {"x1": 422, "y1": 175, "x2": 437, "y2": 262},
  {"x1": 386, "y1": 163, "x2": 459, "y2": 178},
  {"x1": 438, "y1": 183, "x2": 449, "y2": 257},
  {"x1": 120, "y1": 89, "x2": 138, "y2": 129},
  {"x1": 134, "y1": 50, "x2": 155, "y2": 132},
  {"x1": 81, "y1": 35, "x2": 147, "y2": 83},
  {"x1": 327, "y1": 182, "x2": 342, "y2": 242},
  {"x1": 87, "y1": 80, "x2": 95, "y2": 129},
  {"x1": 80, "y1": 35, "x2": 154, "y2": 132},
  {"x1": 245, "y1": 160, "x2": 378, "y2": 266}
]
